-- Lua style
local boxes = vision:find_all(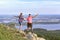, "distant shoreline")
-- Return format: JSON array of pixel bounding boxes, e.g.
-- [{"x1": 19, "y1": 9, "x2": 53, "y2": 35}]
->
[{"x1": 0, "y1": 21, "x2": 60, "y2": 24}]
